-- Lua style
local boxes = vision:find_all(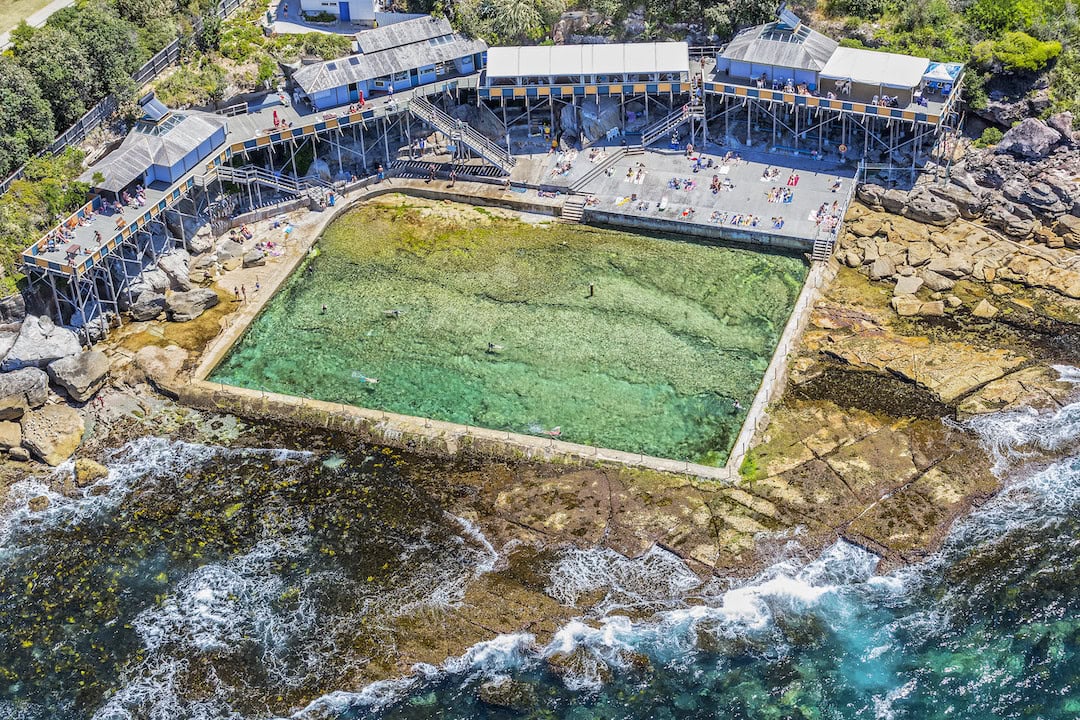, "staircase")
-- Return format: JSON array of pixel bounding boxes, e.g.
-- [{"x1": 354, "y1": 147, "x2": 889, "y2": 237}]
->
[
  {"x1": 409, "y1": 97, "x2": 516, "y2": 175},
  {"x1": 390, "y1": 159, "x2": 506, "y2": 179},
  {"x1": 810, "y1": 233, "x2": 836, "y2": 262},
  {"x1": 639, "y1": 103, "x2": 705, "y2": 149},
  {"x1": 560, "y1": 196, "x2": 586, "y2": 224},
  {"x1": 568, "y1": 147, "x2": 626, "y2": 192},
  {"x1": 213, "y1": 165, "x2": 332, "y2": 196}
]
